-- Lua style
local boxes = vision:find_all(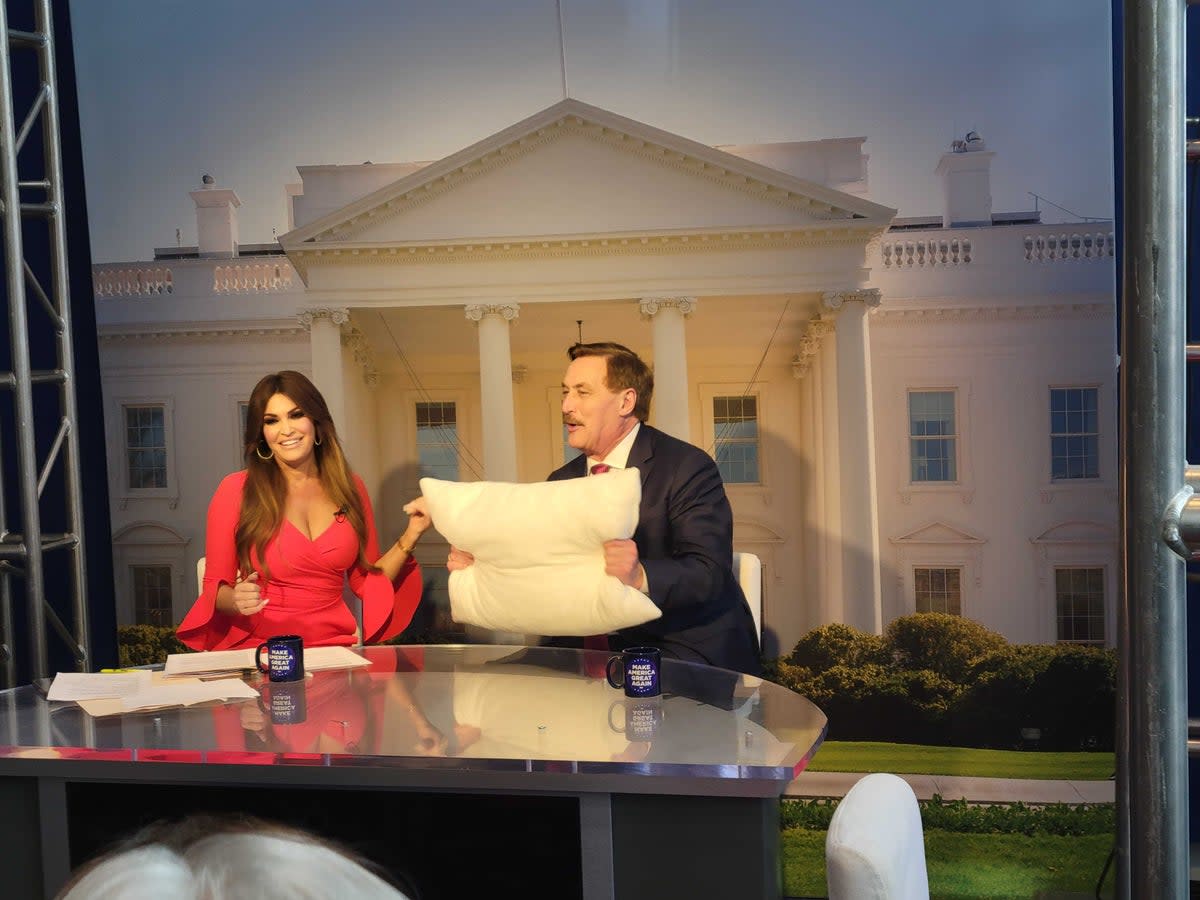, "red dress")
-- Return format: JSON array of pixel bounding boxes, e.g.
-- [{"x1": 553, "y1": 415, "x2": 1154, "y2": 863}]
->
[{"x1": 177, "y1": 471, "x2": 422, "y2": 650}]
